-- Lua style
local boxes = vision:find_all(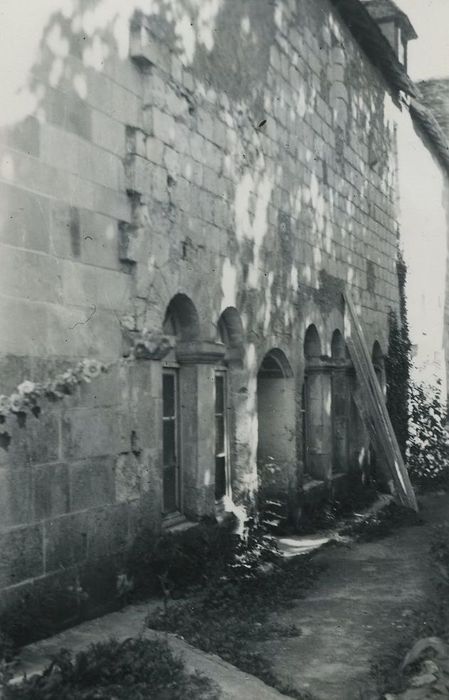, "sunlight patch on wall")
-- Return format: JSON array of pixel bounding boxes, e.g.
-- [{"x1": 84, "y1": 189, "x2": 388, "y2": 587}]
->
[{"x1": 220, "y1": 258, "x2": 238, "y2": 310}]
